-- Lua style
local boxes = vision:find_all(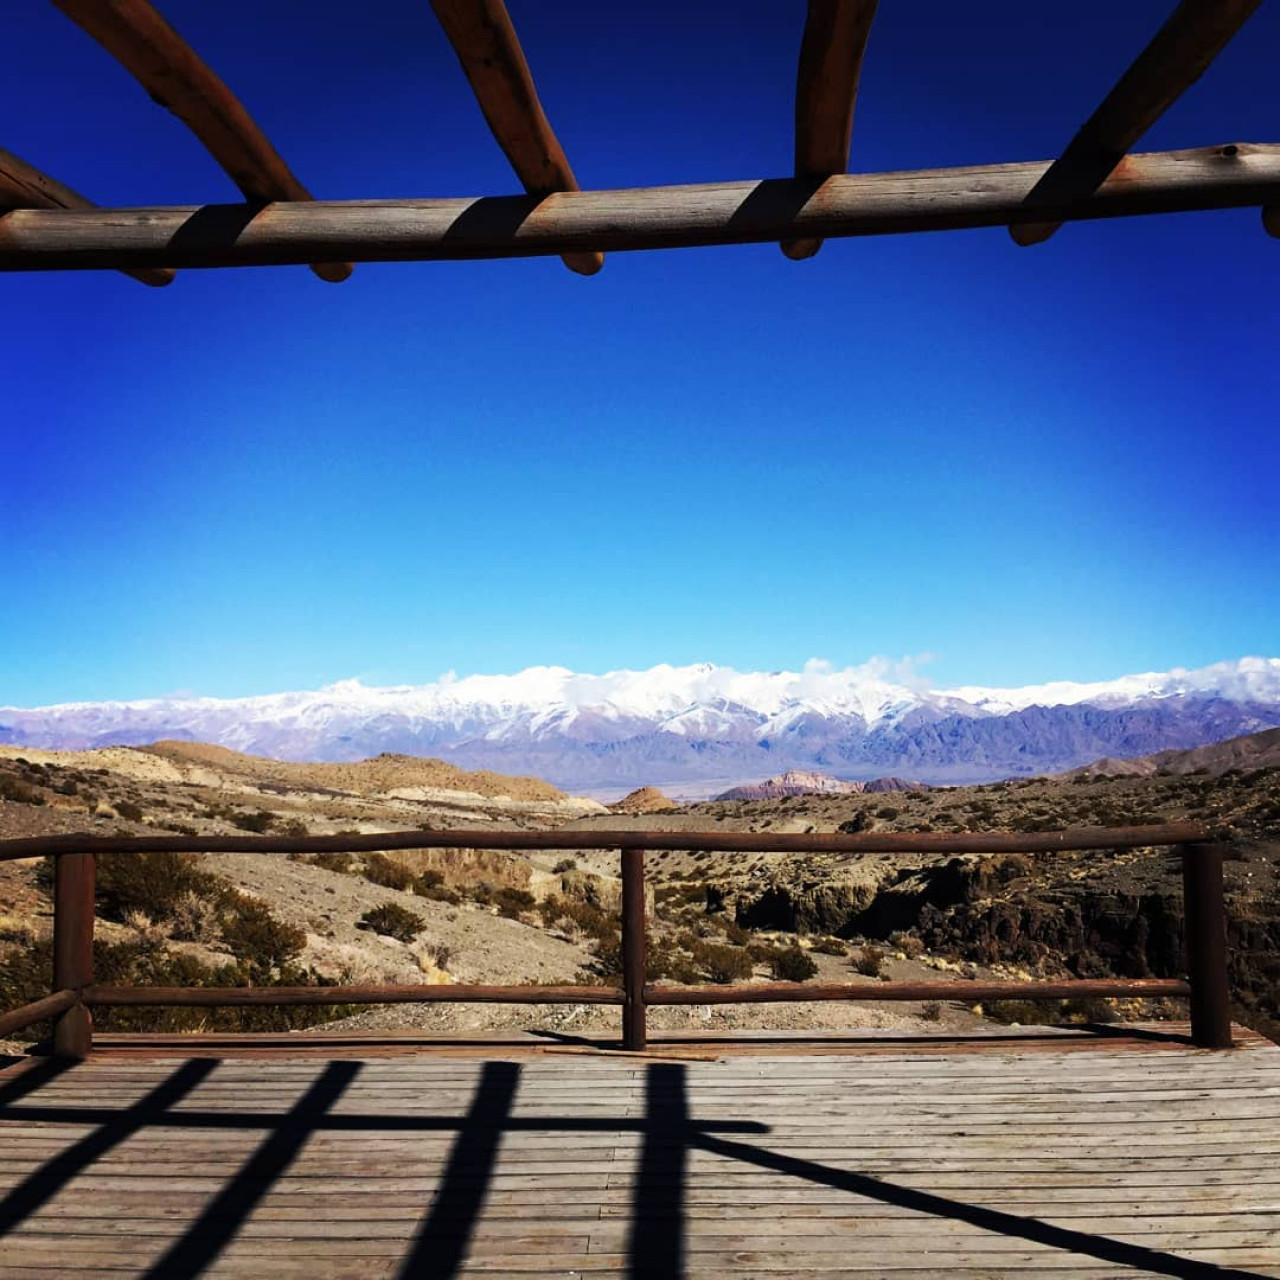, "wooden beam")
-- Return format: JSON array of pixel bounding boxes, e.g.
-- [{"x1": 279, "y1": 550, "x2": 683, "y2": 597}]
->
[
  {"x1": 1011, "y1": 0, "x2": 1262, "y2": 246},
  {"x1": 0, "y1": 146, "x2": 172, "y2": 286},
  {"x1": 0, "y1": 144, "x2": 1272, "y2": 276},
  {"x1": 647, "y1": 979, "x2": 1193, "y2": 1006},
  {"x1": 0, "y1": 819, "x2": 1211, "y2": 863},
  {"x1": 430, "y1": 0, "x2": 602, "y2": 276},
  {"x1": 49, "y1": 0, "x2": 351, "y2": 283},
  {"x1": 85, "y1": 983, "x2": 624, "y2": 1007},
  {"x1": 0, "y1": 988, "x2": 77, "y2": 1039},
  {"x1": 784, "y1": 0, "x2": 879, "y2": 261}
]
